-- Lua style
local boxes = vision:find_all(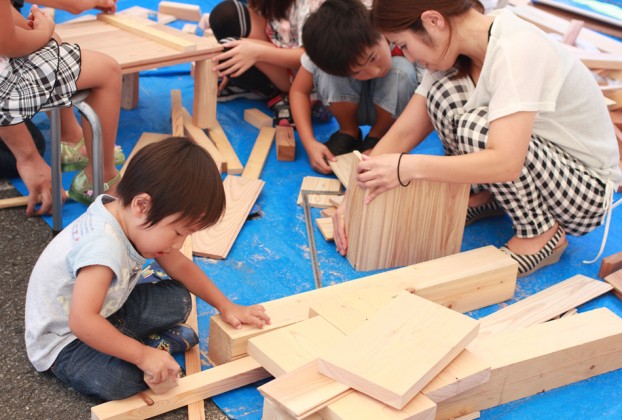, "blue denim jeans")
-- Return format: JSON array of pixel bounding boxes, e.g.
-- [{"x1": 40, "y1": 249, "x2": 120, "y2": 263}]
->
[
  {"x1": 313, "y1": 56, "x2": 418, "y2": 126},
  {"x1": 49, "y1": 279, "x2": 192, "y2": 400}
]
